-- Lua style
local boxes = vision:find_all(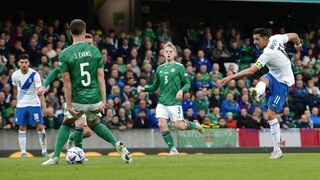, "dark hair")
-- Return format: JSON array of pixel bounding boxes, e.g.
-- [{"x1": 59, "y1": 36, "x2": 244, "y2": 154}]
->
[
  {"x1": 70, "y1": 19, "x2": 86, "y2": 35},
  {"x1": 18, "y1": 54, "x2": 30, "y2": 61},
  {"x1": 85, "y1": 33, "x2": 93, "y2": 39},
  {"x1": 253, "y1": 27, "x2": 270, "y2": 38}
]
